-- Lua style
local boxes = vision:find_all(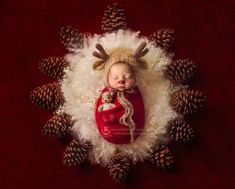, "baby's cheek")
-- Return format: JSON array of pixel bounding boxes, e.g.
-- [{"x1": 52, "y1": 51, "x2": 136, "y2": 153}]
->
[
  {"x1": 126, "y1": 79, "x2": 136, "y2": 88},
  {"x1": 109, "y1": 78, "x2": 118, "y2": 87}
]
